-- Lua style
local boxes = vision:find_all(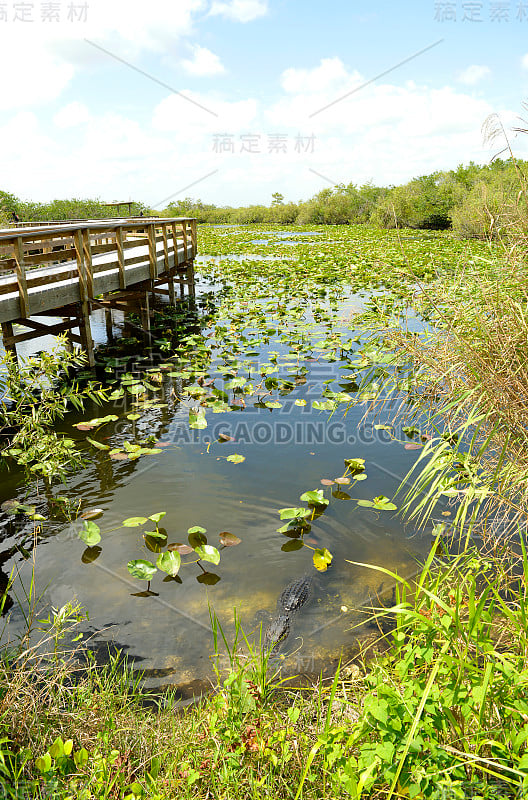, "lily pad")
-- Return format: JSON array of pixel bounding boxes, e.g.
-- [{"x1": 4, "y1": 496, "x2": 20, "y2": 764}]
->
[
  {"x1": 313, "y1": 548, "x2": 333, "y2": 572},
  {"x1": 122, "y1": 517, "x2": 148, "y2": 527},
  {"x1": 357, "y1": 496, "x2": 397, "y2": 511},
  {"x1": 169, "y1": 542, "x2": 194, "y2": 555},
  {"x1": 156, "y1": 551, "x2": 181, "y2": 577},
  {"x1": 194, "y1": 544, "x2": 221, "y2": 565},
  {"x1": 299, "y1": 489, "x2": 329, "y2": 507},
  {"x1": 127, "y1": 559, "x2": 157, "y2": 581},
  {"x1": 79, "y1": 521, "x2": 101, "y2": 546},
  {"x1": 80, "y1": 508, "x2": 104, "y2": 520}
]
